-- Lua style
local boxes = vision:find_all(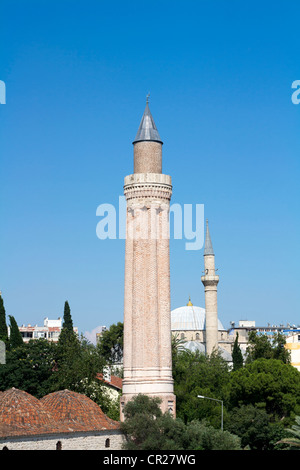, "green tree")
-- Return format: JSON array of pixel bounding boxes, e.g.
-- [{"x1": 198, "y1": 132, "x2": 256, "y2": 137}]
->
[
  {"x1": 53, "y1": 333, "x2": 98, "y2": 391},
  {"x1": 246, "y1": 331, "x2": 273, "y2": 363},
  {"x1": 232, "y1": 333, "x2": 243, "y2": 371},
  {"x1": 76, "y1": 375, "x2": 120, "y2": 420},
  {"x1": 58, "y1": 301, "x2": 75, "y2": 344},
  {"x1": 97, "y1": 322, "x2": 123, "y2": 364},
  {"x1": 272, "y1": 332, "x2": 291, "y2": 364},
  {"x1": 0, "y1": 339, "x2": 57, "y2": 397},
  {"x1": 184, "y1": 419, "x2": 241, "y2": 450},
  {"x1": 121, "y1": 394, "x2": 241, "y2": 450},
  {"x1": 228, "y1": 358, "x2": 300, "y2": 420},
  {"x1": 246, "y1": 331, "x2": 290, "y2": 364},
  {"x1": 173, "y1": 348, "x2": 230, "y2": 426},
  {"x1": 226, "y1": 404, "x2": 285, "y2": 450},
  {"x1": 121, "y1": 394, "x2": 164, "y2": 450},
  {"x1": 0, "y1": 294, "x2": 8, "y2": 346},
  {"x1": 57, "y1": 301, "x2": 80, "y2": 370},
  {"x1": 8, "y1": 315, "x2": 23, "y2": 349}
]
